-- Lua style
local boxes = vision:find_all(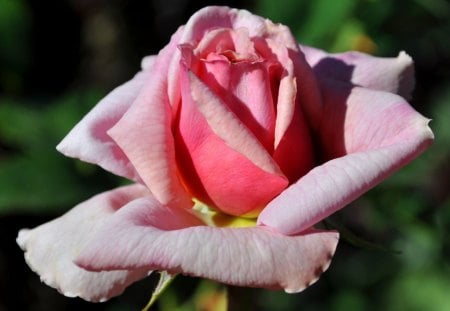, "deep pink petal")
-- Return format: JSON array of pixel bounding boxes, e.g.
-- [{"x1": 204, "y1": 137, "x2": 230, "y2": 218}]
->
[
  {"x1": 269, "y1": 42, "x2": 316, "y2": 181},
  {"x1": 177, "y1": 7, "x2": 318, "y2": 182},
  {"x1": 272, "y1": 101, "x2": 315, "y2": 182},
  {"x1": 258, "y1": 84, "x2": 433, "y2": 235},
  {"x1": 75, "y1": 198, "x2": 339, "y2": 293},
  {"x1": 108, "y1": 29, "x2": 192, "y2": 209},
  {"x1": 252, "y1": 37, "x2": 318, "y2": 181},
  {"x1": 177, "y1": 66, "x2": 288, "y2": 216},
  {"x1": 301, "y1": 45, "x2": 415, "y2": 99},
  {"x1": 197, "y1": 53, "x2": 276, "y2": 152},
  {"x1": 16, "y1": 185, "x2": 151, "y2": 302},
  {"x1": 56, "y1": 70, "x2": 153, "y2": 183}
]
